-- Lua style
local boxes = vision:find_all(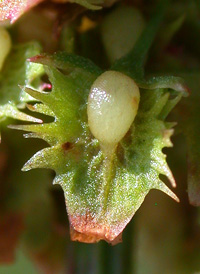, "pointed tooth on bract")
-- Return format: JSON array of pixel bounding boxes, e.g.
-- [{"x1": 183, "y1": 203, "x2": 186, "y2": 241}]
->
[
  {"x1": 26, "y1": 103, "x2": 55, "y2": 117},
  {"x1": 11, "y1": 110, "x2": 43, "y2": 123},
  {"x1": 149, "y1": 92, "x2": 170, "y2": 117},
  {"x1": 162, "y1": 128, "x2": 174, "y2": 147},
  {"x1": 161, "y1": 129, "x2": 176, "y2": 187},
  {"x1": 43, "y1": 67, "x2": 83, "y2": 124},
  {"x1": 162, "y1": 162, "x2": 176, "y2": 188},
  {"x1": 23, "y1": 132, "x2": 56, "y2": 144},
  {"x1": 165, "y1": 122, "x2": 177, "y2": 129},
  {"x1": 151, "y1": 159, "x2": 176, "y2": 188},
  {"x1": 8, "y1": 123, "x2": 57, "y2": 145},
  {"x1": 23, "y1": 132, "x2": 43, "y2": 139},
  {"x1": 22, "y1": 147, "x2": 55, "y2": 171},
  {"x1": 8, "y1": 123, "x2": 48, "y2": 133},
  {"x1": 23, "y1": 86, "x2": 52, "y2": 105},
  {"x1": 45, "y1": 66, "x2": 81, "y2": 101},
  {"x1": 1, "y1": 103, "x2": 43, "y2": 123},
  {"x1": 151, "y1": 137, "x2": 176, "y2": 187},
  {"x1": 159, "y1": 94, "x2": 182, "y2": 120},
  {"x1": 156, "y1": 181, "x2": 179, "y2": 202},
  {"x1": 28, "y1": 54, "x2": 51, "y2": 65},
  {"x1": 22, "y1": 144, "x2": 66, "y2": 172}
]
